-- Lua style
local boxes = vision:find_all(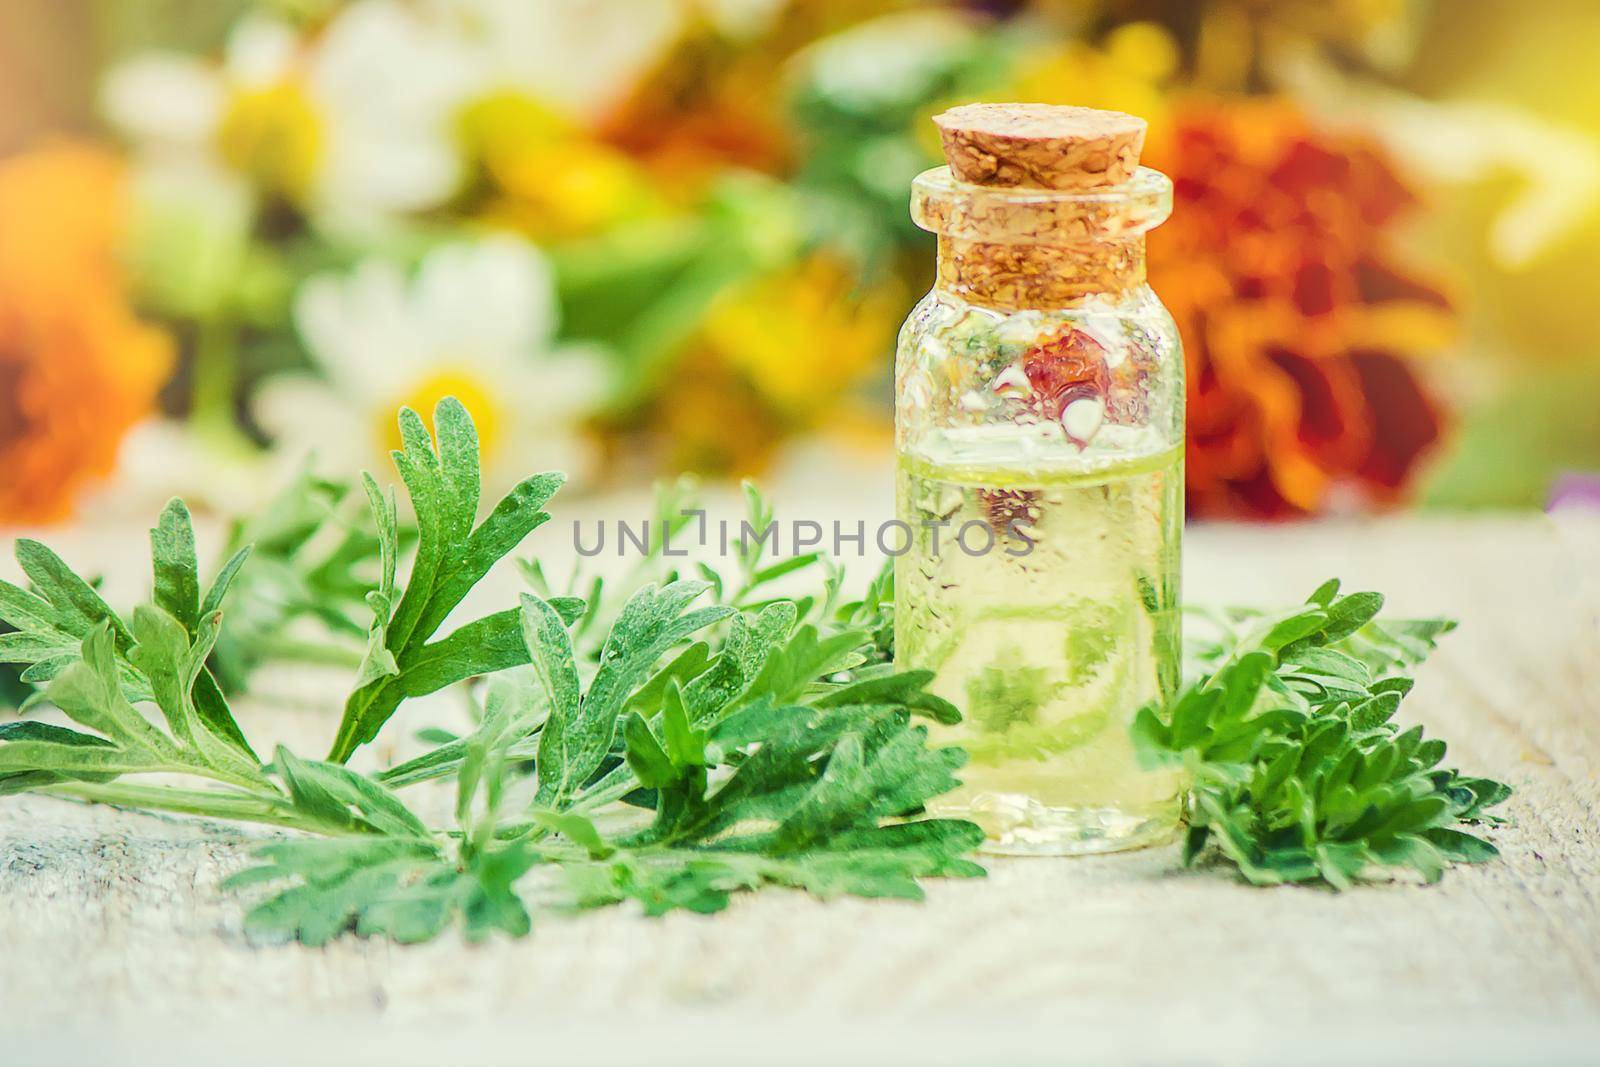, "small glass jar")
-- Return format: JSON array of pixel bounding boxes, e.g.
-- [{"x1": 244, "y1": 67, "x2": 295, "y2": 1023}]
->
[{"x1": 894, "y1": 111, "x2": 1185, "y2": 856}]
